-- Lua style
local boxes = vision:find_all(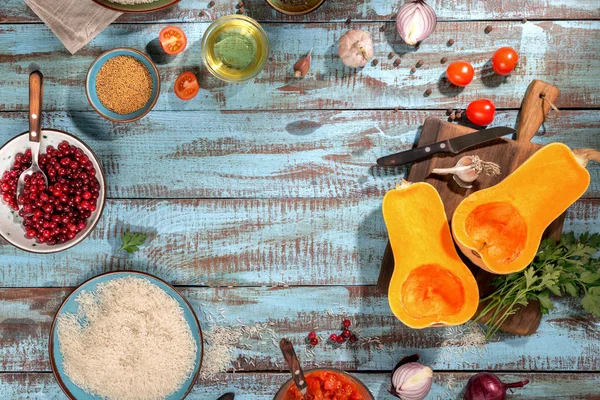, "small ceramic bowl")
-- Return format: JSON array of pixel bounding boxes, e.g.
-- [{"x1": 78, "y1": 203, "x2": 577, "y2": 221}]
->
[
  {"x1": 273, "y1": 368, "x2": 375, "y2": 400},
  {"x1": 0, "y1": 130, "x2": 106, "y2": 253},
  {"x1": 265, "y1": 0, "x2": 326, "y2": 15},
  {"x1": 201, "y1": 15, "x2": 270, "y2": 83},
  {"x1": 91, "y1": 0, "x2": 180, "y2": 13},
  {"x1": 50, "y1": 271, "x2": 204, "y2": 400},
  {"x1": 86, "y1": 48, "x2": 160, "y2": 123}
]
